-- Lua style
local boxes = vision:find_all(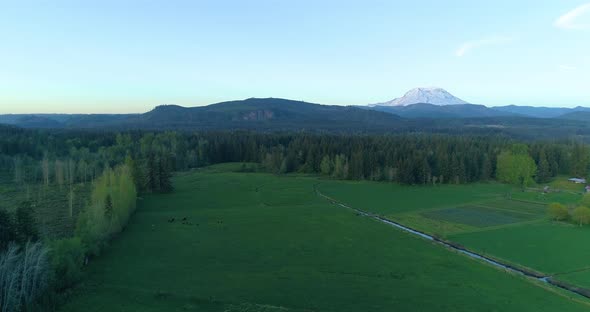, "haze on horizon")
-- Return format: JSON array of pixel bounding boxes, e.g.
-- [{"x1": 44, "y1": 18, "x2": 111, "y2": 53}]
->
[{"x1": 1, "y1": 0, "x2": 589, "y2": 114}]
